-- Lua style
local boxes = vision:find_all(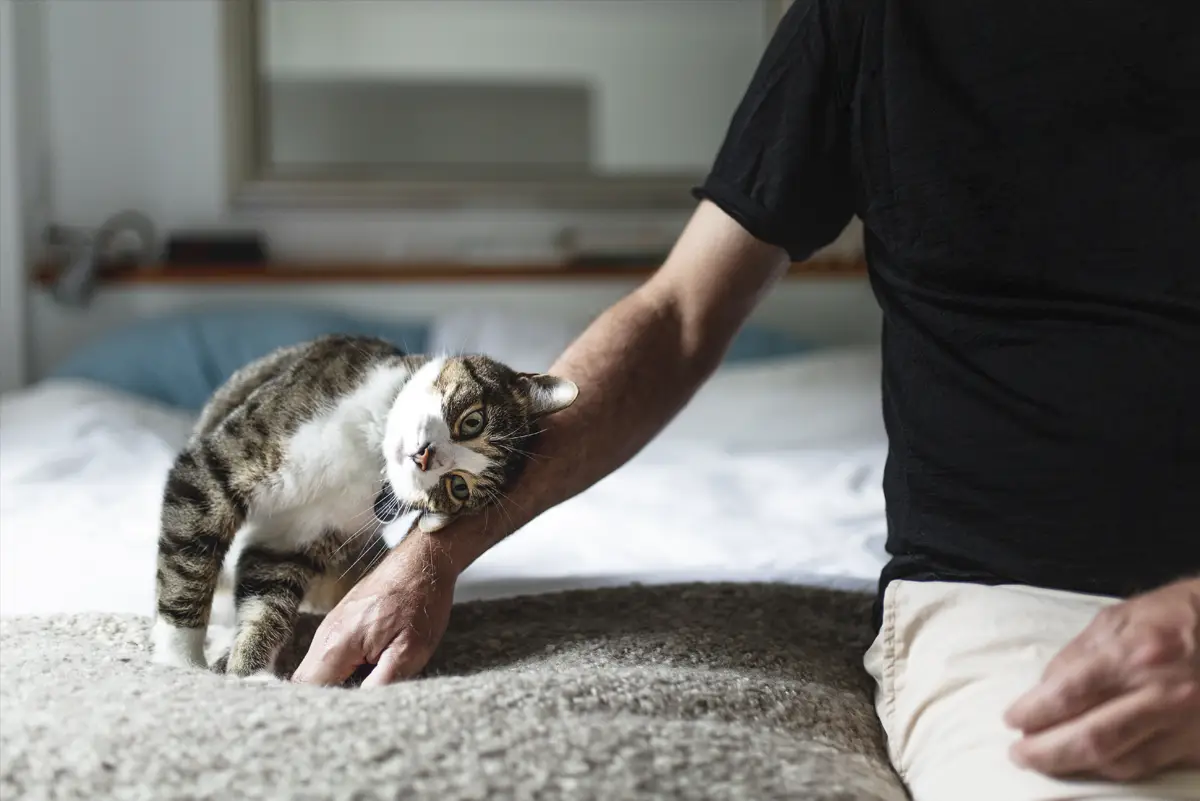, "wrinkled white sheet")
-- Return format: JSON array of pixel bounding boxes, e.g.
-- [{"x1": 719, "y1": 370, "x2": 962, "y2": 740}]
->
[{"x1": 0, "y1": 348, "x2": 890, "y2": 617}]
